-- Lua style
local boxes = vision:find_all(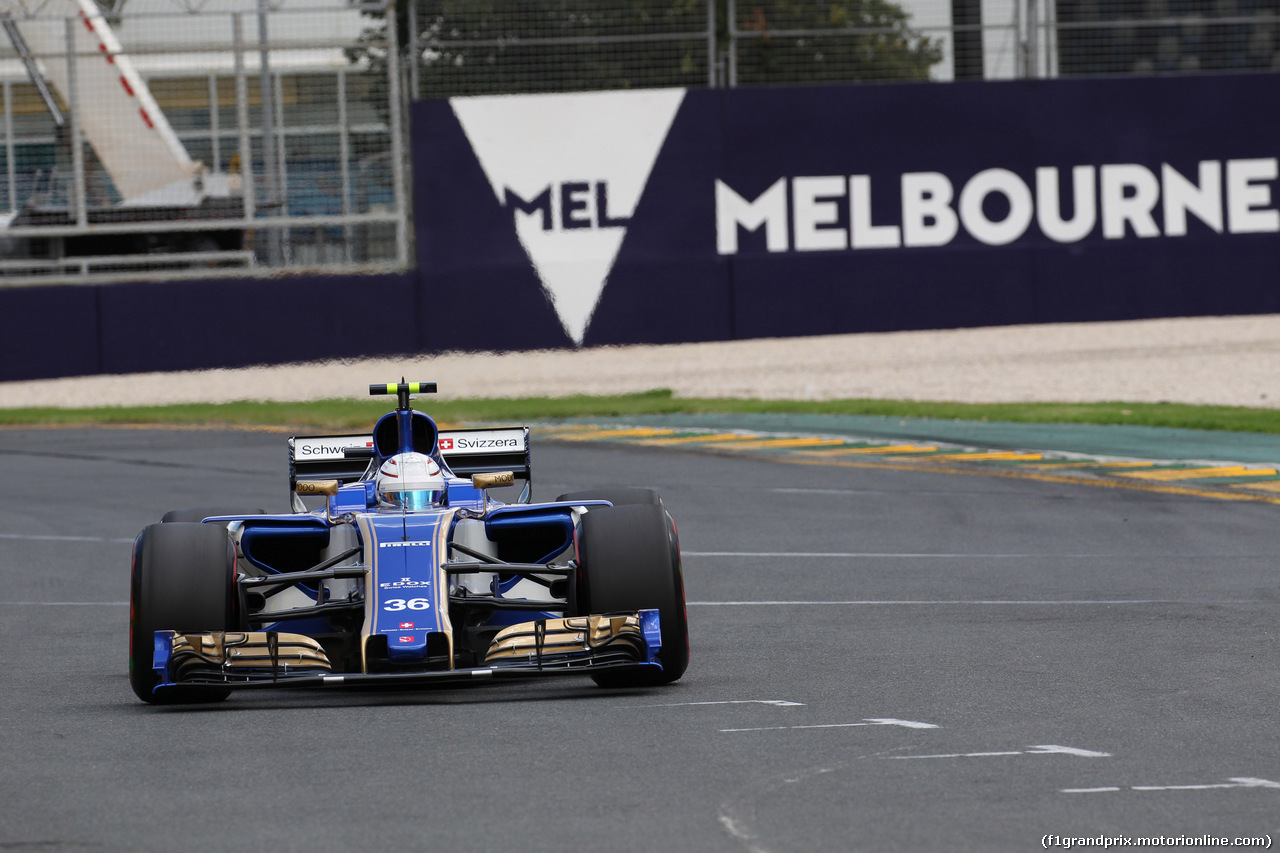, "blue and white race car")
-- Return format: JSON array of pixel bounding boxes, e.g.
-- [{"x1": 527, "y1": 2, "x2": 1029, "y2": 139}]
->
[{"x1": 129, "y1": 381, "x2": 689, "y2": 703}]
